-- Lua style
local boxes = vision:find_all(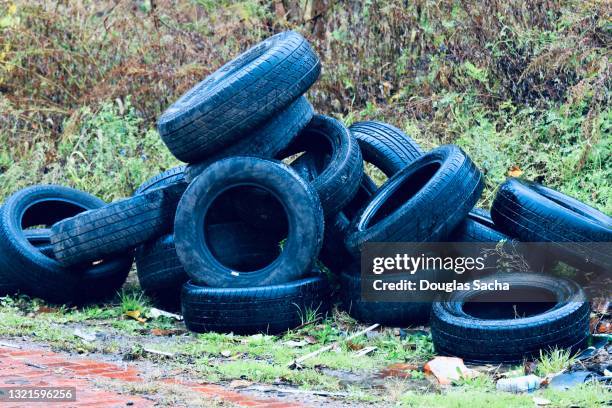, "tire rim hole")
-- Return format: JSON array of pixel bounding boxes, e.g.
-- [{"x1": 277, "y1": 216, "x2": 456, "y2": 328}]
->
[
  {"x1": 204, "y1": 185, "x2": 289, "y2": 273},
  {"x1": 462, "y1": 287, "x2": 558, "y2": 319},
  {"x1": 365, "y1": 161, "x2": 441, "y2": 228},
  {"x1": 21, "y1": 200, "x2": 87, "y2": 230}
]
